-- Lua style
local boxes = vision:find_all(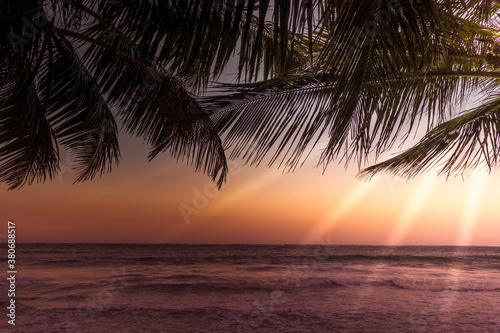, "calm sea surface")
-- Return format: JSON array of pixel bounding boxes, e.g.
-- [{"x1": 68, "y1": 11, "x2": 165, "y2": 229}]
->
[{"x1": 2, "y1": 244, "x2": 500, "y2": 332}]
